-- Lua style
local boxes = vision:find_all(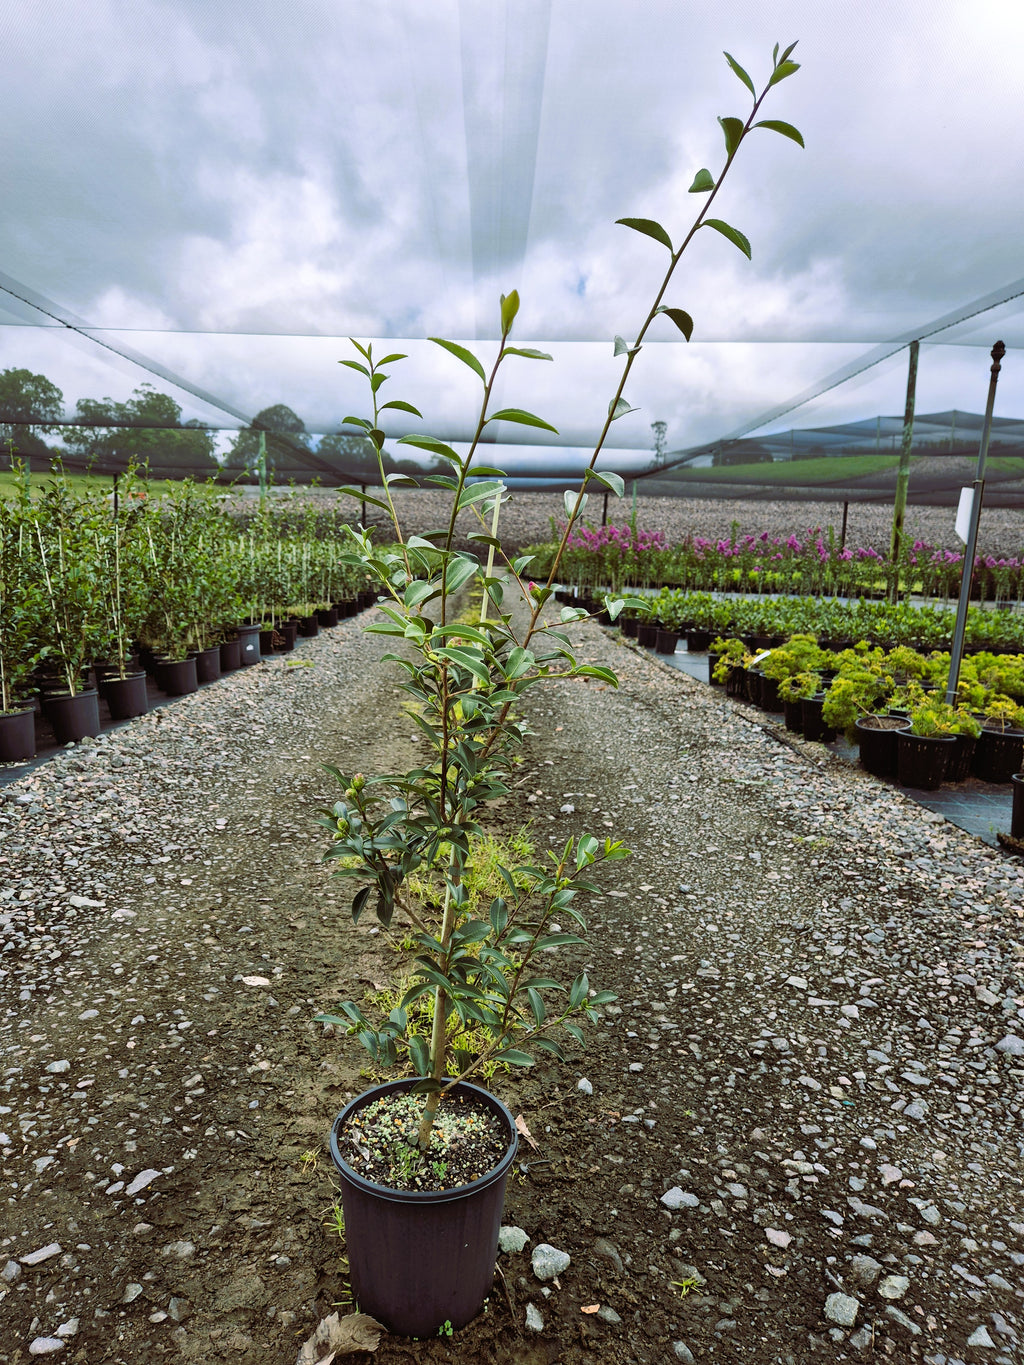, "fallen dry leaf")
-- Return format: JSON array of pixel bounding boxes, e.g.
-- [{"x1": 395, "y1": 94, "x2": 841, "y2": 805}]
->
[
  {"x1": 581, "y1": 1304, "x2": 600, "y2": 1314},
  {"x1": 515, "y1": 1114, "x2": 540, "y2": 1151},
  {"x1": 295, "y1": 1312, "x2": 387, "y2": 1365}
]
